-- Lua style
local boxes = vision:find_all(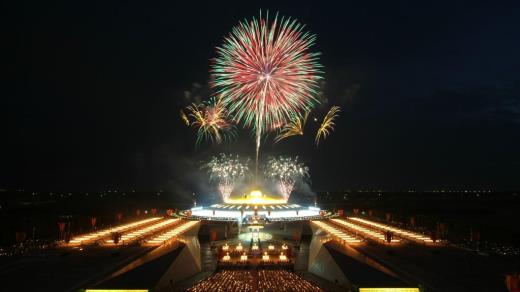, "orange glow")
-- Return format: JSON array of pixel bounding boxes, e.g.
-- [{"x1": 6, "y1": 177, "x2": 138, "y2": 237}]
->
[
  {"x1": 106, "y1": 219, "x2": 180, "y2": 245},
  {"x1": 145, "y1": 221, "x2": 199, "y2": 245},
  {"x1": 68, "y1": 217, "x2": 162, "y2": 246},
  {"x1": 349, "y1": 217, "x2": 434, "y2": 243},
  {"x1": 331, "y1": 219, "x2": 400, "y2": 243},
  {"x1": 311, "y1": 220, "x2": 362, "y2": 244}
]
